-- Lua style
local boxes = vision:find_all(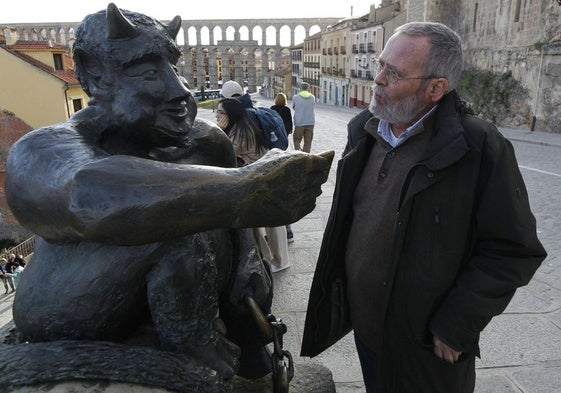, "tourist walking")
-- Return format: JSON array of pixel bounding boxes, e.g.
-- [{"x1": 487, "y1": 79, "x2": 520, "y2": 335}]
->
[
  {"x1": 292, "y1": 82, "x2": 316, "y2": 153},
  {"x1": 1, "y1": 258, "x2": 15, "y2": 293}
]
